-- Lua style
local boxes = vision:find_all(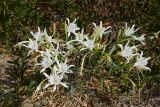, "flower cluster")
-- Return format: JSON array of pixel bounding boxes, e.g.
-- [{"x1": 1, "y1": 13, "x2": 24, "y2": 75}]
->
[
  {"x1": 118, "y1": 23, "x2": 151, "y2": 70},
  {"x1": 17, "y1": 18, "x2": 151, "y2": 93},
  {"x1": 17, "y1": 27, "x2": 74, "y2": 92},
  {"x1": 66, "y1": 20, "x2": 111, "y2": 51},
  {"x1": 124, "y1": 23, "x2": 146, "y2": 45}
]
